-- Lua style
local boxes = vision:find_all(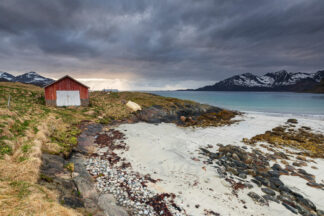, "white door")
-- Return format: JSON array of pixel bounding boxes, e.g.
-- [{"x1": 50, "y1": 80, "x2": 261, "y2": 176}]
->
[{"x1": 56, "y1": 90, "x2": 81, "y2": 106}]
